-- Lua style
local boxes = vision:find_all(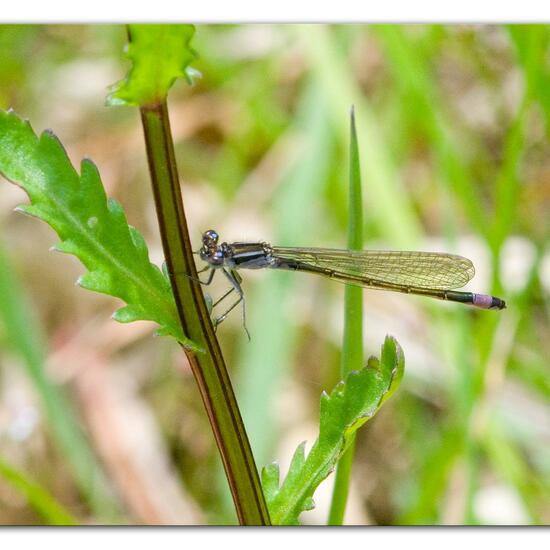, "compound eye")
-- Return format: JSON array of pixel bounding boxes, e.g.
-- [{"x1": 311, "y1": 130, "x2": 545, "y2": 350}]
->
[{"x1": 203, "y1": 229, "x2": 219, "y2": 246}]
